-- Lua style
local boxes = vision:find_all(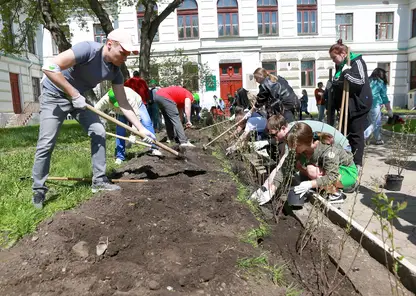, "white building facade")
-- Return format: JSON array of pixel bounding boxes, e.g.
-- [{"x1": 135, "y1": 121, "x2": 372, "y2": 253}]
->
[{"x1": 2, "y1": 0, "x2": 416, "y2": 127}]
